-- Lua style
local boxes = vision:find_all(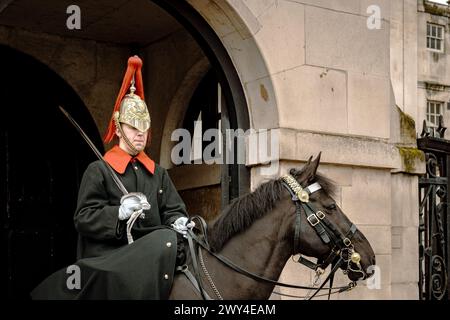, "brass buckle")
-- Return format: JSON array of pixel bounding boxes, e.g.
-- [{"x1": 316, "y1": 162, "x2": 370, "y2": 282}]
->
[
  {"x1": 343, "y1": 238, "x2": 352, "y2": 247},
  {"x1": 298, "y1": 190, "x2": 309, "y2": 203},
  {"x1": 316, "y1": 211, "x2": 325, "y2": 220},
  {"x1": 307, "y1": 214, "x2": 320, "y2": 226}
]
